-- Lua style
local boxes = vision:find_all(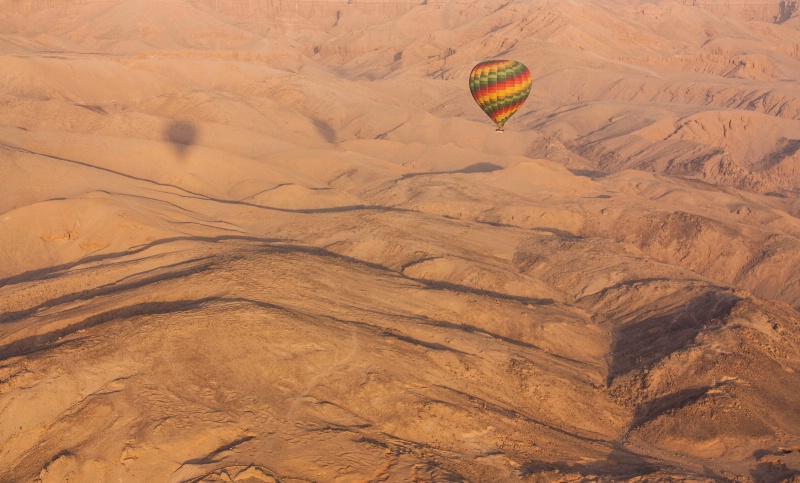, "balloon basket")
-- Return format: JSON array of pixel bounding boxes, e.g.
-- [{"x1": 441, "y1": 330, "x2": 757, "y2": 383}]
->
[{"x1": 495, "y1": 128, "x2": 504, "y2": 133}]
